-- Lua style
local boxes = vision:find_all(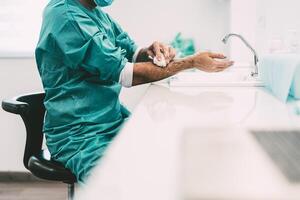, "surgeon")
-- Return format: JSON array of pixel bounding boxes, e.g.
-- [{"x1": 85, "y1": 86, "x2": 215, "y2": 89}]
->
[{"x1": 35, "y1": 0, "x2": 234, "y2": 183}]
